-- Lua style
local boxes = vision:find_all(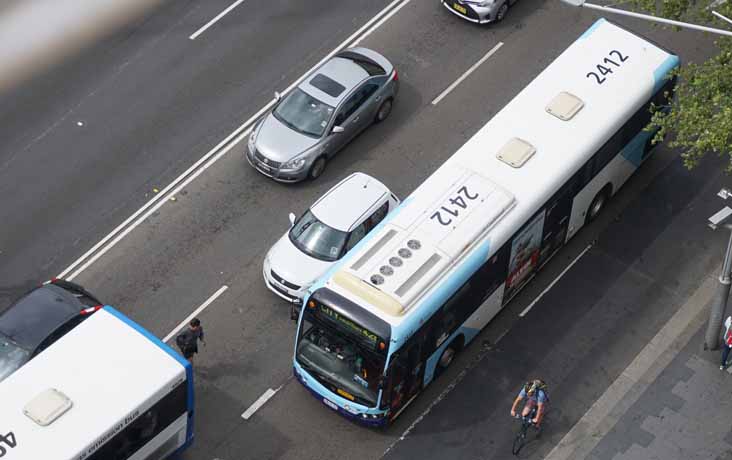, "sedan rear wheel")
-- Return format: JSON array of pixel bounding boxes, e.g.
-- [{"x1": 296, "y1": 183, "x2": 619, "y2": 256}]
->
[{"x1": 375, "y1": 98, "x2": 393, "y2": 123}]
